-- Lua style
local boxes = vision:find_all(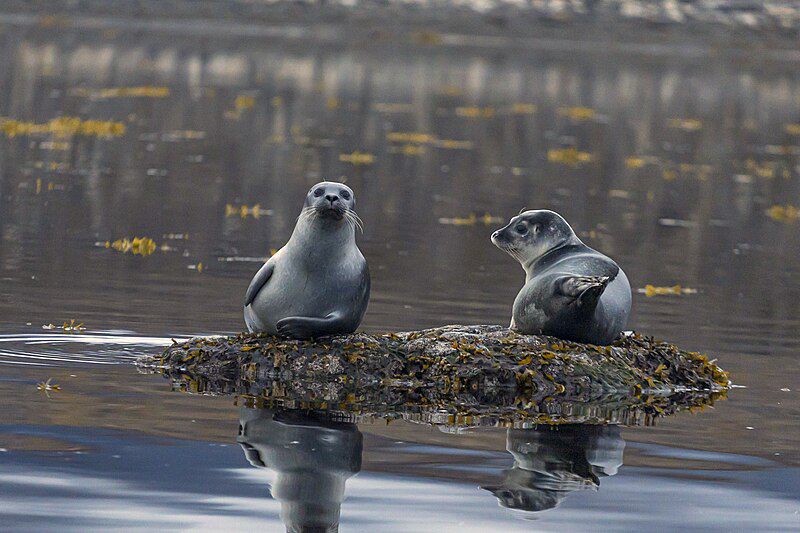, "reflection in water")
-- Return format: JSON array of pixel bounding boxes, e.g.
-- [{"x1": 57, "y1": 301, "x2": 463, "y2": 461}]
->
[
  {"x1": 483, "y1": 425, "x2": 624, "y2": 513},
  {"x1": 236, "y1": 406, "x2": 626, "y2": 529},
  {"x1": 237, "y1": 408, "x2": 362, "y2": 533}
]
